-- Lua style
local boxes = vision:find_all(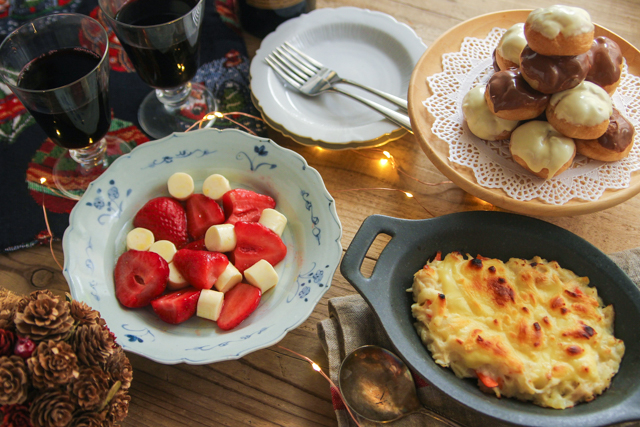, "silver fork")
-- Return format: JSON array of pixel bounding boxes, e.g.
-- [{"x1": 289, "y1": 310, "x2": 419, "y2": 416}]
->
[
  {"x1": 266, "y1": 51, "x2": 412, "y2": 132},
  {"x1": 279, "y1": 42, "x2": 408, "y2": 112}
]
